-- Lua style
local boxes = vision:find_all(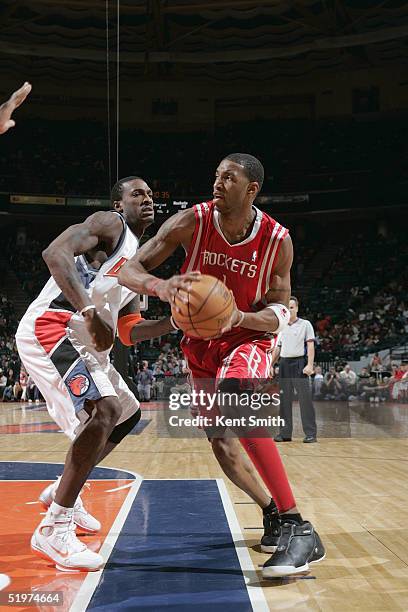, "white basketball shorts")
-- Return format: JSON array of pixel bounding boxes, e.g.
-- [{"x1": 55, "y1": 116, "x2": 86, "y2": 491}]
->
[{"x1": 15, "y1": 330, "x2": 139, "y2": 441}]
